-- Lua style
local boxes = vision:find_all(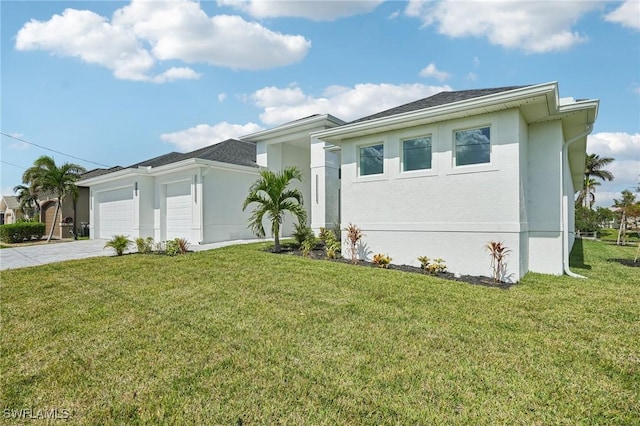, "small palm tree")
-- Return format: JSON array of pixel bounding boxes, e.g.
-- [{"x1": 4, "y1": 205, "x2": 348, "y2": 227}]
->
[
  {"x1": 22, "y1": 155, "x2": 86, "y2": 242},
  {"x1": 242, "y1": 166, "x2": 306, "y2": 253},
  {"x1": 104, "y1": 235, "x2": 133, "y2": 256}
]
